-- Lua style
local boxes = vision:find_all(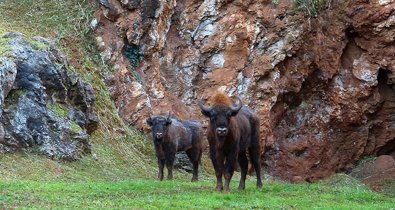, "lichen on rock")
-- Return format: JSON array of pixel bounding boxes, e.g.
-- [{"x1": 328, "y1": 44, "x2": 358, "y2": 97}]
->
[{"x1": 0, "y1": 32, "x2": 98, "y2": 160}]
